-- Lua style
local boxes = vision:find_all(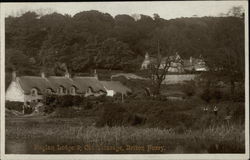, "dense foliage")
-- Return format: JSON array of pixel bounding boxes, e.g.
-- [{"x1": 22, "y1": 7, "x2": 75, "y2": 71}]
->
[{"x1": 5, "y1": 8, "x2": 245, "y2": 93}]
